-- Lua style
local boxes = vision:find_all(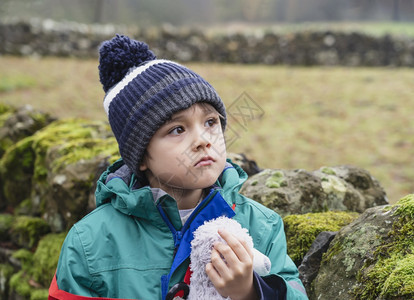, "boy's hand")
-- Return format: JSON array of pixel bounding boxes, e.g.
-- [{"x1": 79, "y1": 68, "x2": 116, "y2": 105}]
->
[{"x1": 205, "y1": 229, "x2": 259, "y2": 300}]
